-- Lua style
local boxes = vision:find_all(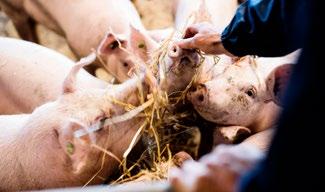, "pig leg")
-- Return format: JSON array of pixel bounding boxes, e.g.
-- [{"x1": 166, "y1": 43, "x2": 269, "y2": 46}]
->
[{"x1": 0, "y1": 1, "x2": 38, "y2": 42}]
